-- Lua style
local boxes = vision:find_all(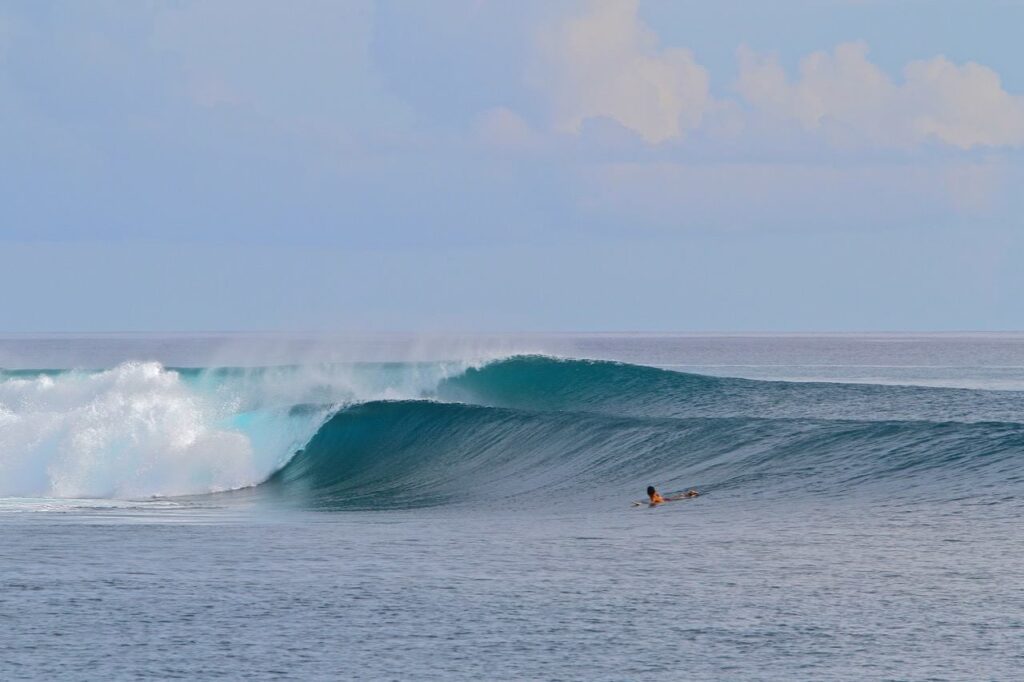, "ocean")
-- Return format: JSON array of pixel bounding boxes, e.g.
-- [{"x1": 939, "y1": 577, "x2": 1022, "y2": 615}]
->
[{"x1": 1, "y1": 333, "x2": 1022, "y2": 680}]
